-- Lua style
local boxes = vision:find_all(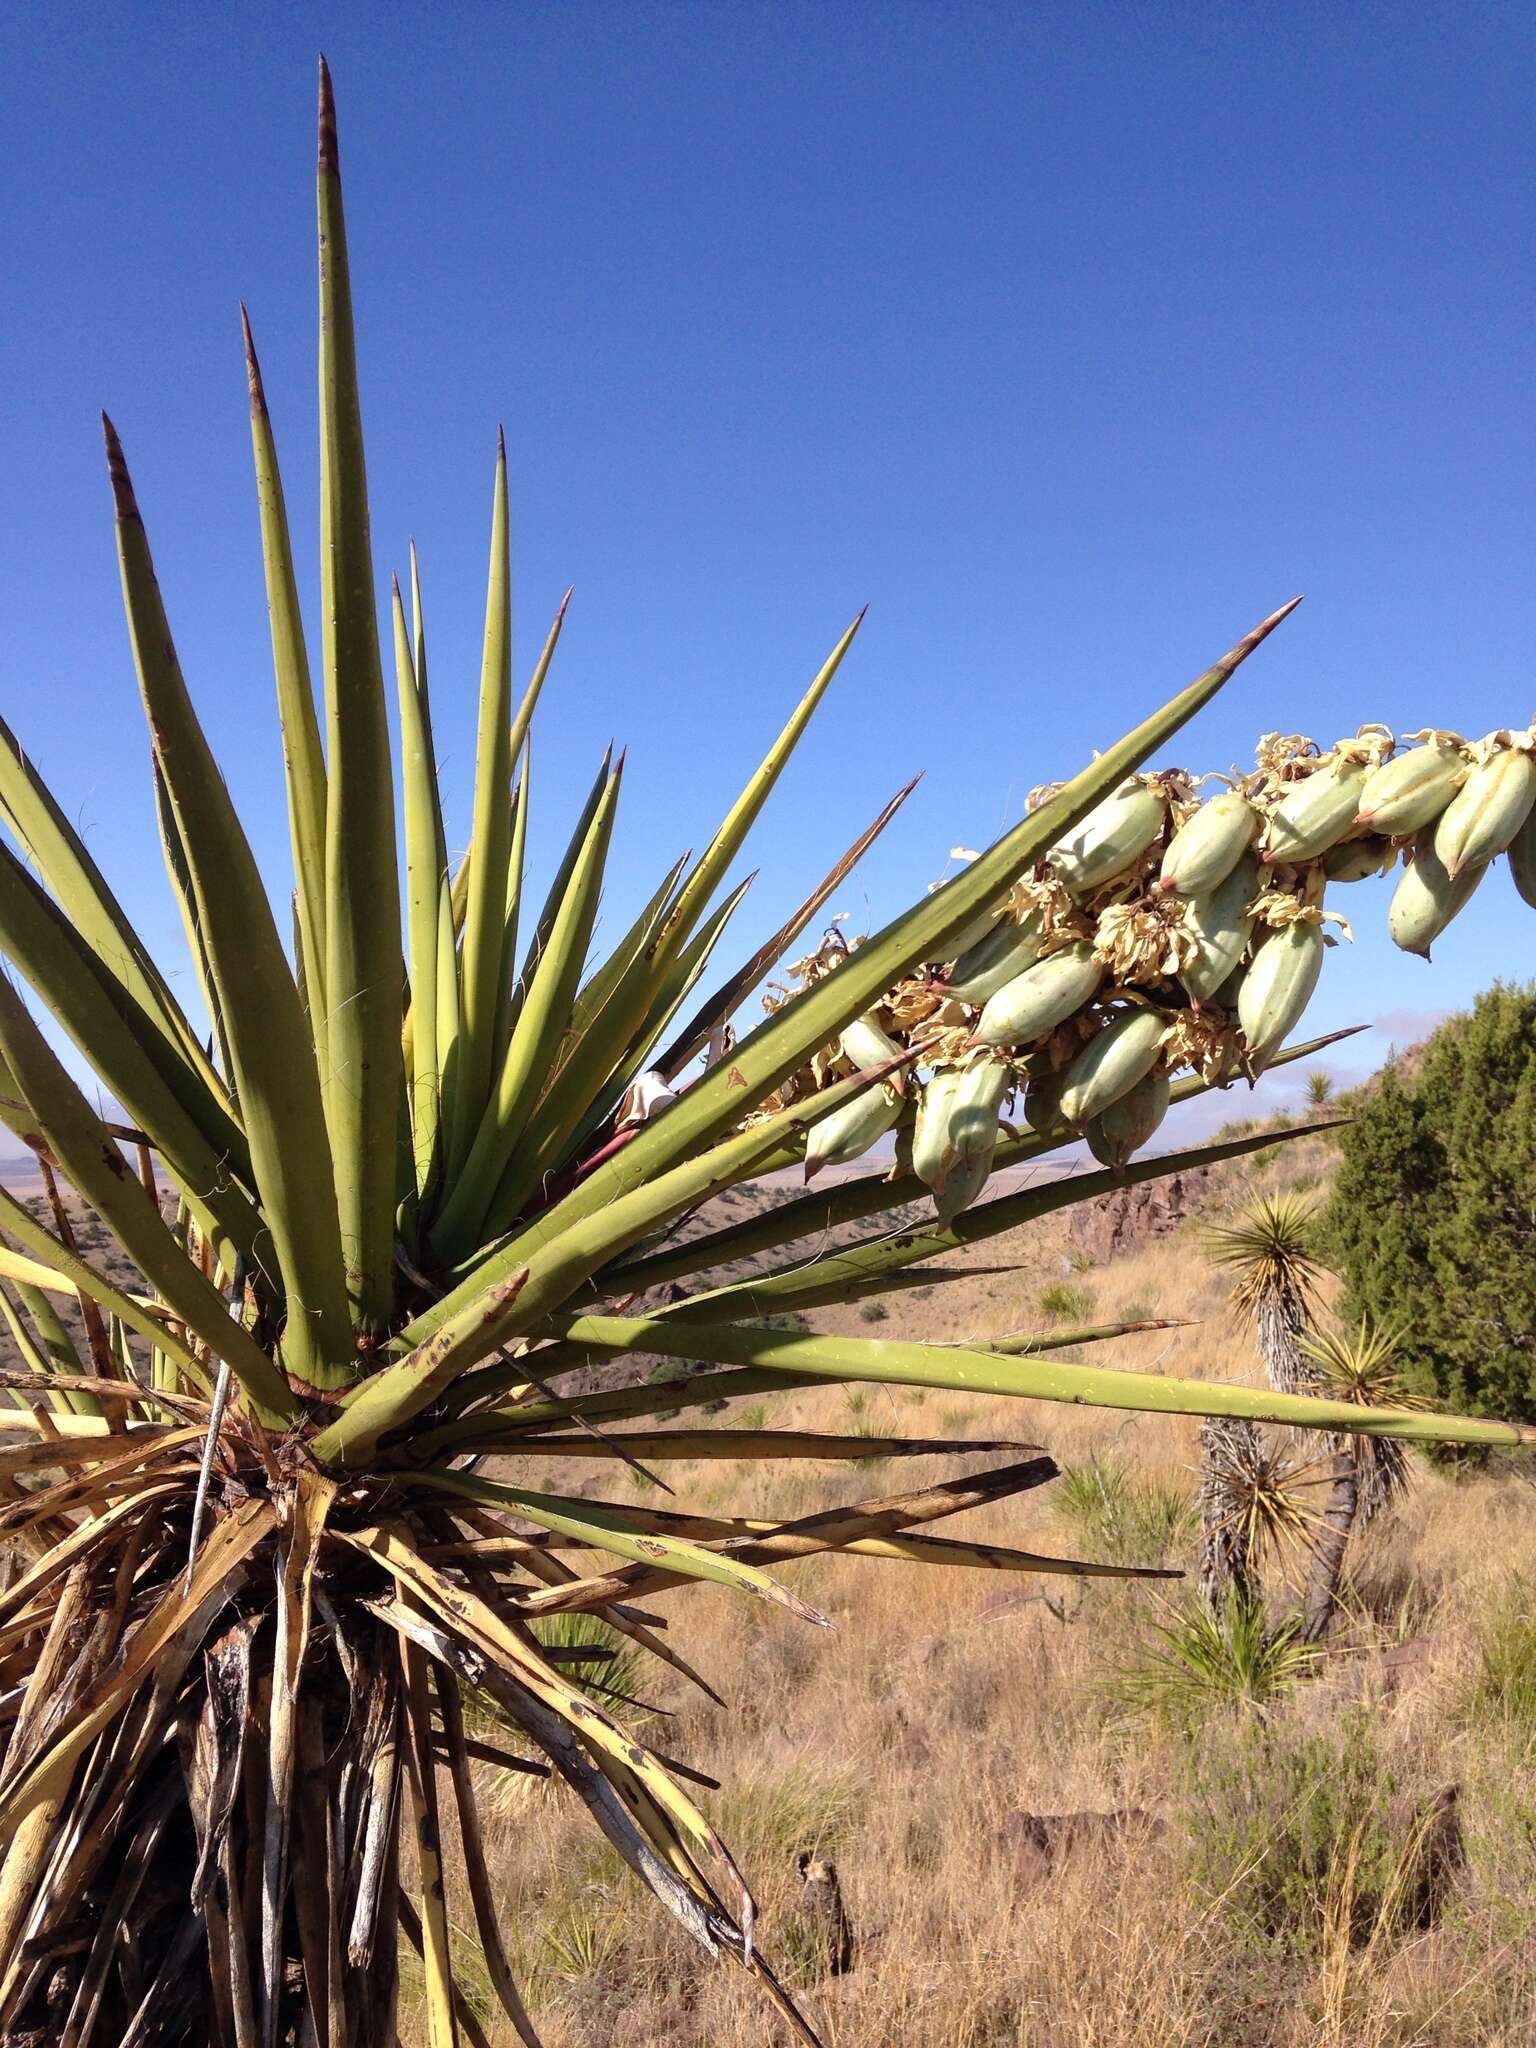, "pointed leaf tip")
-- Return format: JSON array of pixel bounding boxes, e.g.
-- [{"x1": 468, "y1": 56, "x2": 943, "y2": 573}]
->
[
  {"x1": 317, "y1": 55, "x2": 338, "y2": 171},
  {"x1": 1217, "y1": 595, "x2": 1304, "y2": 676},
  {"x1": 497, "y1": 423, "x2": 506, "y2": 461},
  {"x1": 100, "y1": 415, "x2": 138, "y2": 521},
  {"x1": 238, "y1": 304, "x2": 268, "y2": 415}
]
